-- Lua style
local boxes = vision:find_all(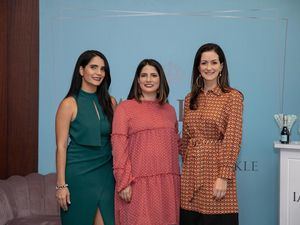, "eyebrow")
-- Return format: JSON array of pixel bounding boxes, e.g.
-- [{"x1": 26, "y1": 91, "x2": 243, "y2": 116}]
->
[
  {"x1": 201, "y1": 59, "x2": 219, "y2": 62},
  {"x1": 141, "y1": 72, "x2": 158, "y2": 75}
]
